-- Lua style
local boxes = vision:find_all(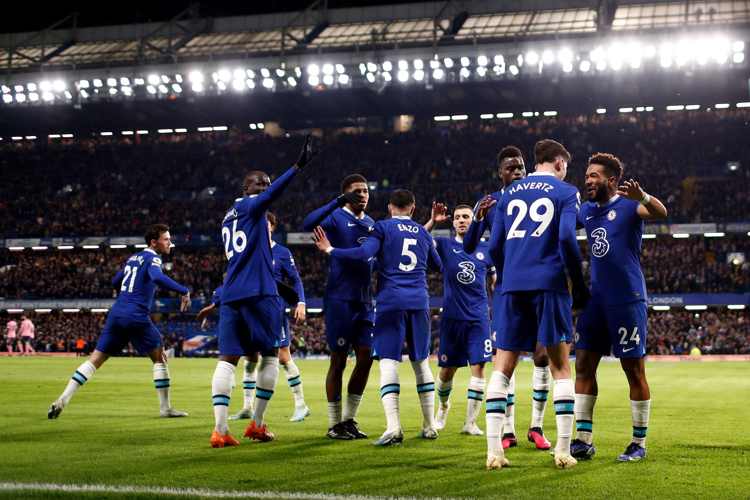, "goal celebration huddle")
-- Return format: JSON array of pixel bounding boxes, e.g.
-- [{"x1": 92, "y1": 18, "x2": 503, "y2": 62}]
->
[{"x1": 46, "y1": 135, "x2": 667, "y2": 470}]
